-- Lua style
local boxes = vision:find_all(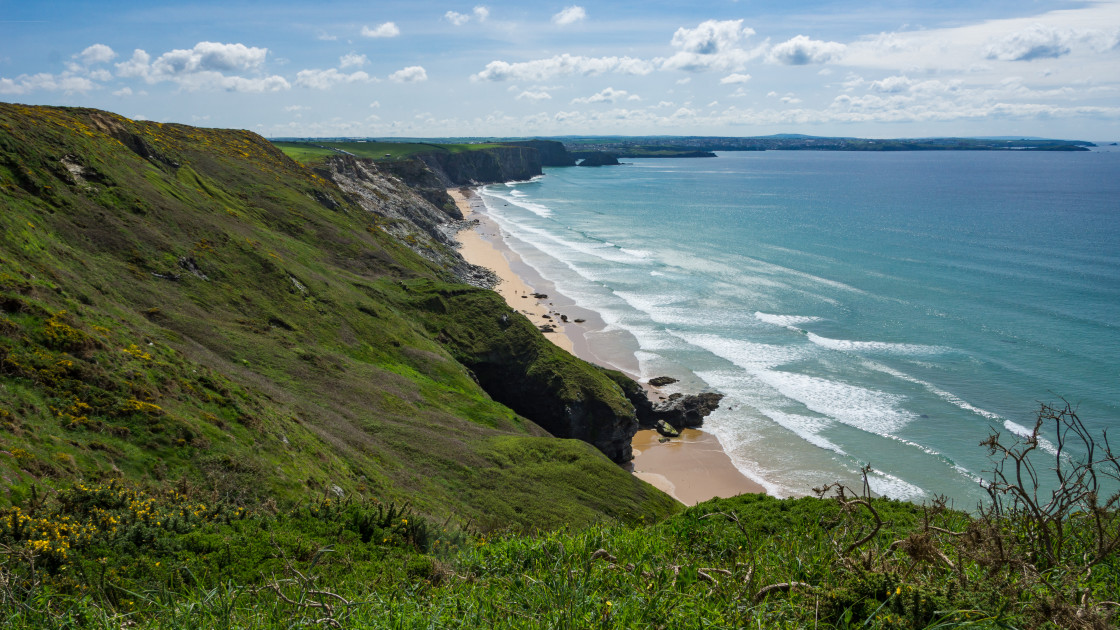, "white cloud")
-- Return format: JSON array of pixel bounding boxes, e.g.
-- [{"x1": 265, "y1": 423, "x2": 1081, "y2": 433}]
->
[
  {"x1": 445, "y1": 11, "x2": 471, "y2": 26},
  {"x1": 472, "y1": 53, "x2": 653, "y2": 81},
  {"x1": 389, "y1": 65, "x2": 427, "y2": 82},
  {"x1": 316, "y1": 30, "x2": 338, "y2": 41},
  {"x1": 769, "y1": 35, "x2": 846, "y2": 65},
  {"x1": 869, "y1": 75, "x2": 913, "y2": 93},
  {"x1": 339, "y1": 52, "x2": 368, "y2": 68},
  {"x1": 676, "y1": 77, "x2": 691, "y2": 85},
  {"x1": 76, "y1": 44, "x2": 116, "y2": 65},
  {"x1": 284, "y1": 105, "x2": 308, "y2": 112},
  {"x1": 179, "y1": 72, "x2": 290, "y2": 92},
  {"x1": 112, "y1": 43, "x2": 289, "y2": 92},
  {"x1": 720, "y1": 73, "x2": 751, "y2": 84},
  {"x1": 115, "y1": 49, "x2": 151, "y2": 78},
  {"x1": 151, "y1": 42, "x2": 269, "y2": 75},
  {"x1": 448, "y1": 6, "x2": 489, "y2": 25},
  {"x1": 552, "y1": 6, "x2": 587, "y2": 27},
  {"x1": 571, "y1": 87, "x2": 639, "y2": 104},
  {"x1": 517, "y1": 89, "x2": 552, "y2": 101},
  {"x1": 0, "y1": 72, "x2": 95, "y2": 95},
  {"x1": 369, "y1": 101, "x2": 381, "y2": 108},
  {"x1": 295, "y1": 68, "x2": 372, "y2": 89},
  {"x1": 985, "y1": 23, "x2": 1074, "y2": 61},
  {"x1": 662, "y1": 19, "x2": 763, "y2": 72},
  {"x1": 671, "y1": 19, "x2": 755, "y2": 54},
  {"x1": 113, "y1": 86, "x2": 133, "y2": 97},
  {"x1": 362, "y1": 22, "x2": 400, "y2": 38}
]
